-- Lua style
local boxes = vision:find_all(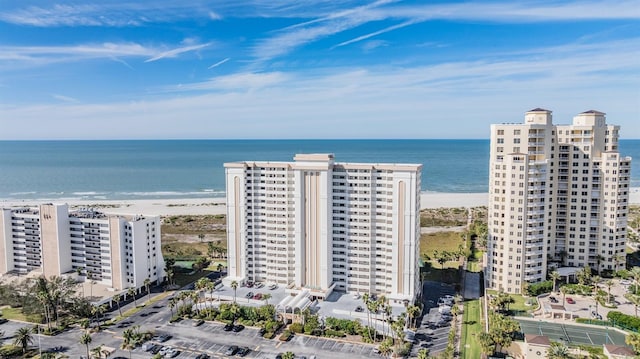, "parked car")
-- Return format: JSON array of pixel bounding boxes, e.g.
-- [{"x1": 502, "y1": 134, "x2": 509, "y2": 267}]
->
[
  {"x1": 195, "y1": 354, "x2": 210, "y2": 359},
  {"x1": 253, "y1": 293, "x2": 263, "y2": 300},
  {"x1": 549, "y1": 296, "x2": 558, "y2": 303},
  {"x1": 355, "y1": 306, "x2": 364, "y2": 312},
  {"x1": 225, "y1": 346, "x2": 239, "y2": 355},
  {"x1": 0, "y1": 318, "x2": 8, "y2": 324},
  {"x1": 591, "y1": 311, "x2": 603, "y2": 320},
  {"x1": 224, "y1": 323, "x2": 234, "y2": 331},
  {"x1": 268, "y1": 283, "x2": 278, "y2": 290},
  {"x1": 255, "y1": 282, "x2": 264, "y2": 288},
  {"x1": 245, "y1": 281, "x2": 254, "y2": 288},
  {"x1": 236, "y1": 347, "x2": 251, "y2": 356},
  {"x1": 352, "y1": 293, "x2": 361, "y2": 299},
  {"x1": 246, "y1": 292, "x2": 254, "y2": 299},
  {"x1": 259, "y1": 327, "x2": 267, "y2": 336},
  {"x1": 232, "y1": 324, "x2": 245, "y2": 332},
  {"x1": 566, "y1": 297, "x2": 575, "y2": 304}
]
